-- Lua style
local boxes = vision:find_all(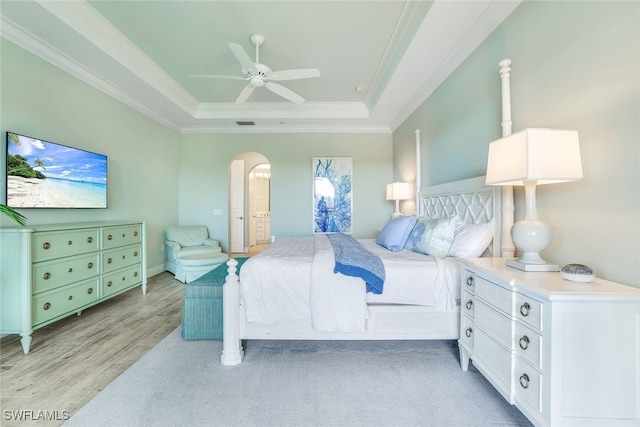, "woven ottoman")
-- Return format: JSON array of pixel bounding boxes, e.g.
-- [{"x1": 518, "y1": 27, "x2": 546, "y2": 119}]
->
[{"x1": 181, "y1": 257, "x2": 248, "y2": 340}]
